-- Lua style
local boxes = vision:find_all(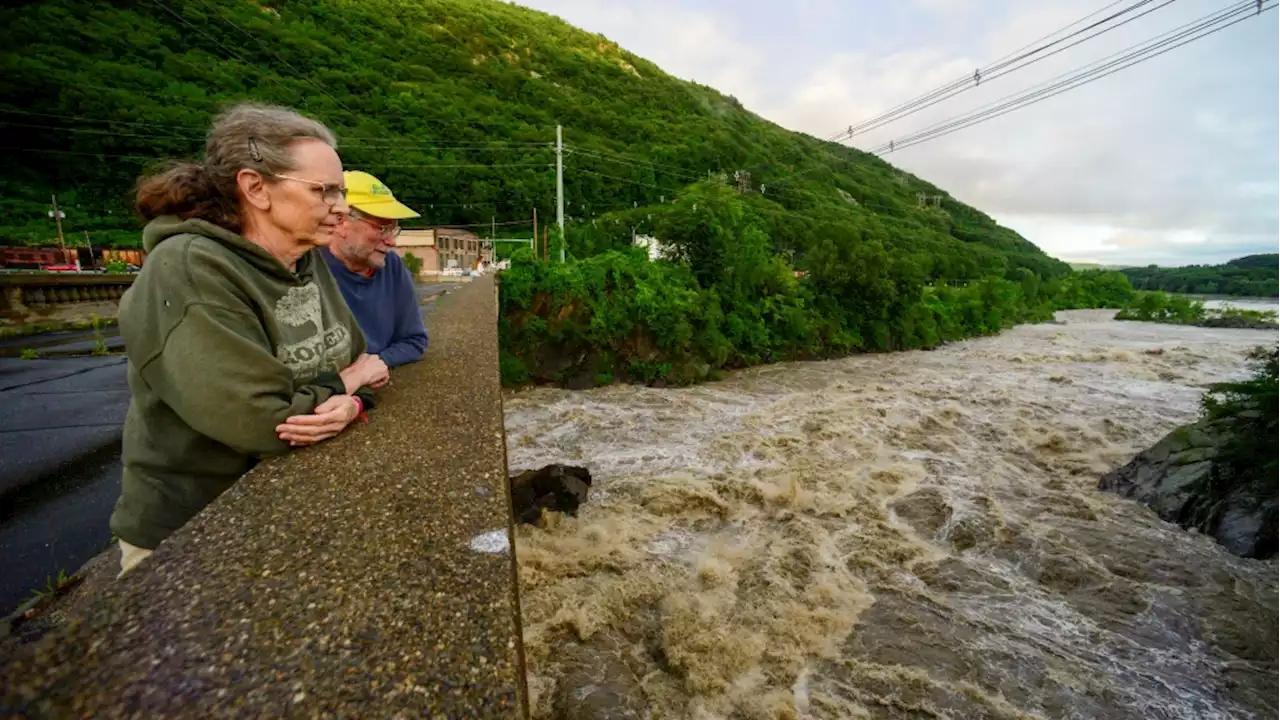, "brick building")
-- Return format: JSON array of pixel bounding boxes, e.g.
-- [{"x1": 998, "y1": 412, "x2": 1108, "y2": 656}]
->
[{"x1": 392, "y1": 228, "x2": 493, "y2": 278}]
